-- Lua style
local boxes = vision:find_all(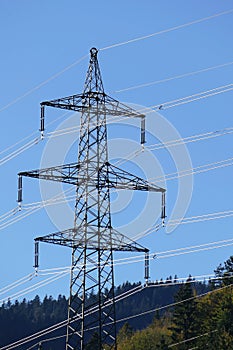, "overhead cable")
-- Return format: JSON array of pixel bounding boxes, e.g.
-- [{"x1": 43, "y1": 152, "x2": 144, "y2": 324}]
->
[
  {"x1": 99, "y1": 9, "x2": 233, "y2": 51},
  {"x1": 2, "y1": 9, "x2": 232, "y2": 115},
  {"x1": 2, "y1": 237, "x2": 232, "y2": 302},
  {"x1": 1, "y1": 83, "x2": 231, "y2": 169},
  {"x1": 114, "y1": 61, "x2": 233, "y2": 93},
  {"x1": 0, "y1": 56, "x2": 88, "y2": 113},
  {"x1": 45, "y1": 83, "x2": 233, "y2": 139}
]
